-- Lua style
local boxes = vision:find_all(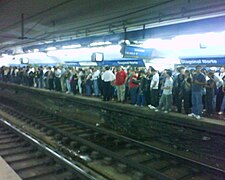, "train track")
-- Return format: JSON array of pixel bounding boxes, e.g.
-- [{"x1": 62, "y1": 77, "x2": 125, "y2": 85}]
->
[
  {"x1": 0, "y1": 101, "x2": 224, "y2": 180},
  {"x1": 0, "y1": 84, "x2": 224, "y2": 162},
  {"x1": 0, "y1": 118, "x2": 100, "y2": 179},
  {"x1": 0, "y1": 102, "x2": 225, "y2": 180}
]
